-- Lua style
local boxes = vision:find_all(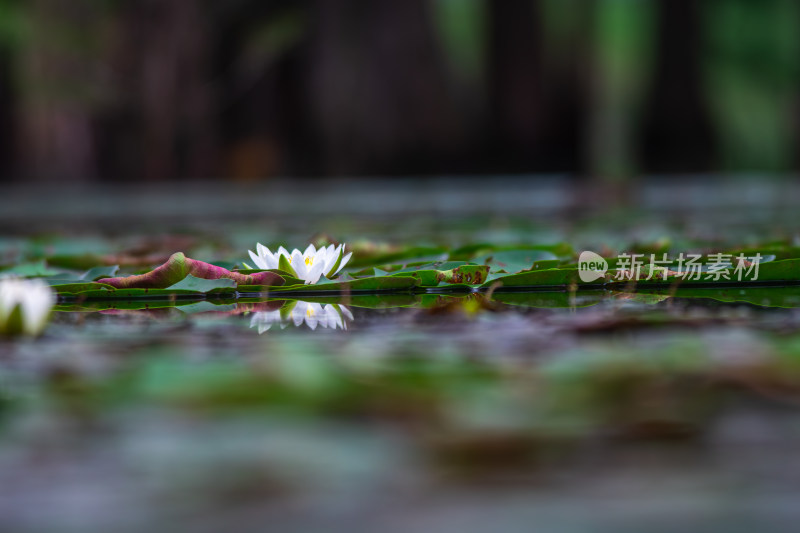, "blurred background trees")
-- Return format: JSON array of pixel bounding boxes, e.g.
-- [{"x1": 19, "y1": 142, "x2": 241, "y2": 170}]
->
[{"x1": 0, "y1": 0, "x2": 798, "y2": 183}]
